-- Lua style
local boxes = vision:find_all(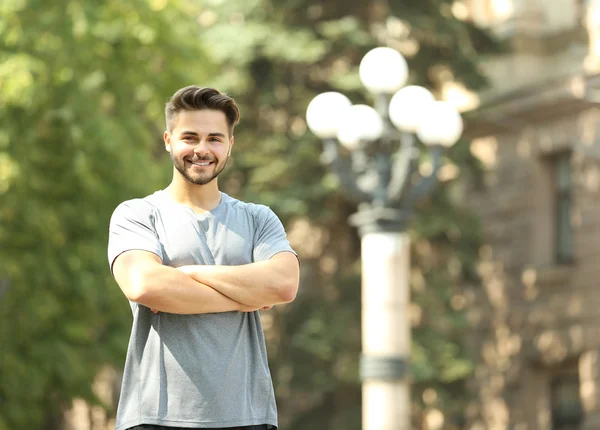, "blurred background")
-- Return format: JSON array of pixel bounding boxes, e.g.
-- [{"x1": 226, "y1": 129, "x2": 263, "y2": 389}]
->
[{"x1": 1, "y1": 0, "x2": 599, "y2": 429}]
